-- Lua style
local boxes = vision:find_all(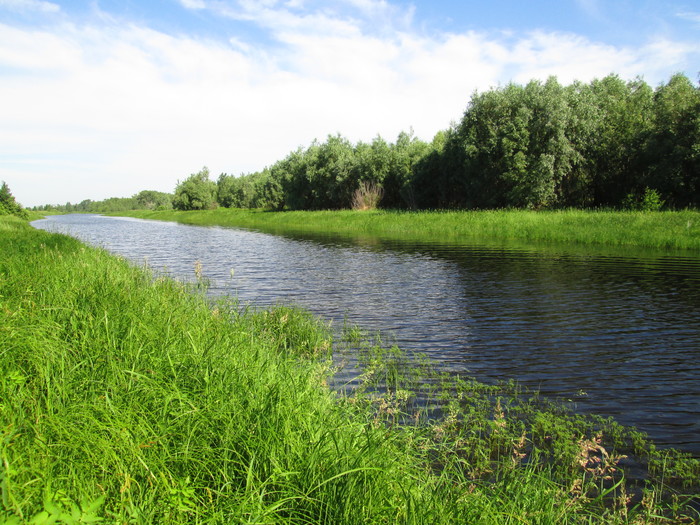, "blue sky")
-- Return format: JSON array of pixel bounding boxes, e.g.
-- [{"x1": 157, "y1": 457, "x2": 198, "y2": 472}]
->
[{"x1": 1, "y1": 0, "x2": 699, "y2": 207}]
